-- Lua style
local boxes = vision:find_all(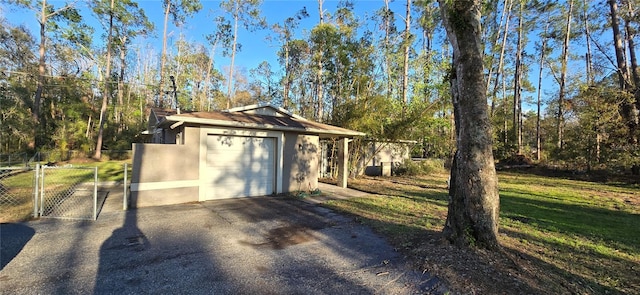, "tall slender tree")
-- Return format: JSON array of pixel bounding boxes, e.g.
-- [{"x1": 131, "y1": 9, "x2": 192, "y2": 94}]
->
[
  {"x1": 272, "y1": 7, "x2": 309, "y2": 108},
  {"x1": 536, "y1": 20, "x2": 550, "y2": 161},
  {"x1": 609, "y1": 0, "x2": 639, "y2": 145},
  {"x1": 160, "y1": 0, "x2": 202, "y2": 107},
  {"x1": 316, "y1": 0, "x2": 326, "y2": 121},
  {"x1": 93, "y1": 0, "x2": 115, "y2": 160},
  {"x1": 220, "y1": 0, "x2": 266, "y2": 109},
  {"x1": 7, "y1": 0, "x2": 82, "y2": 150},
  {"x1": 488, "y1": 0, "x2": 513, "y2": 116},
  {"x1": 401, "y1": 0, "x2": 411, "y2": 107},
  {"x1": 91, "y1": 0, "x2": 152, "y2": 159},
  {"x1": 557, "y1": 0, "x2": 573, "y2": 150},
  {"x1": 623, "y1": 0, "x2": 640, "y2": 146},
  {"x1": 512, "y1": 0, "x2": 524, "y2": 154}
]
